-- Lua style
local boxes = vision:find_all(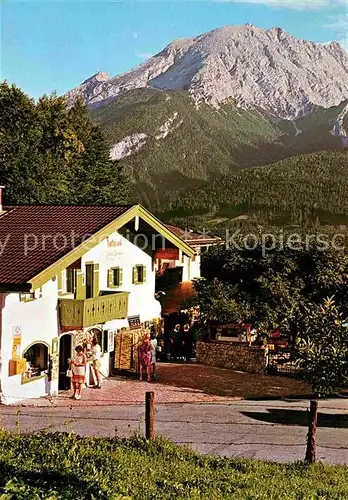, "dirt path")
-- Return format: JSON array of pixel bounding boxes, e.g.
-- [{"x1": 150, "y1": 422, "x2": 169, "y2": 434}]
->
[{"x1": 17, "y1": 363, "x2": 312, "y2": 408}]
